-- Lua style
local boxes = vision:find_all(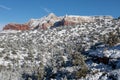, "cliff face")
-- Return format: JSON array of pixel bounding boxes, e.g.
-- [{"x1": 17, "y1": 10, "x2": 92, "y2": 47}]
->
[
  {"x1": 3, "y1": 23, "x2": 30, "y2": 31},
  {"x1": 3, "y1": 13, "x2": 113, "y2": 31},
  {"x1": 62, "y1": 15, "x2": 95, "y2": 26}
]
